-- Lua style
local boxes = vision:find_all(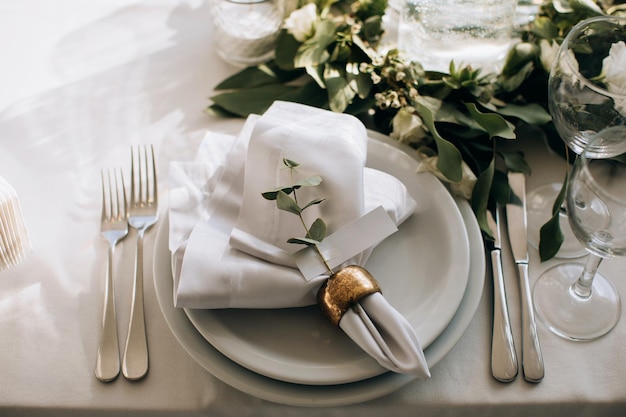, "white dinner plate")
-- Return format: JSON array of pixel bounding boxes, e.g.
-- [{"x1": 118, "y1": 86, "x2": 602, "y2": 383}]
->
[
  {"x1": 153, "y1": 194, "x2": 485, "y2": 406},
  {"x1": 181, "y1": 134, "x2": 471, "y2": 385}
]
